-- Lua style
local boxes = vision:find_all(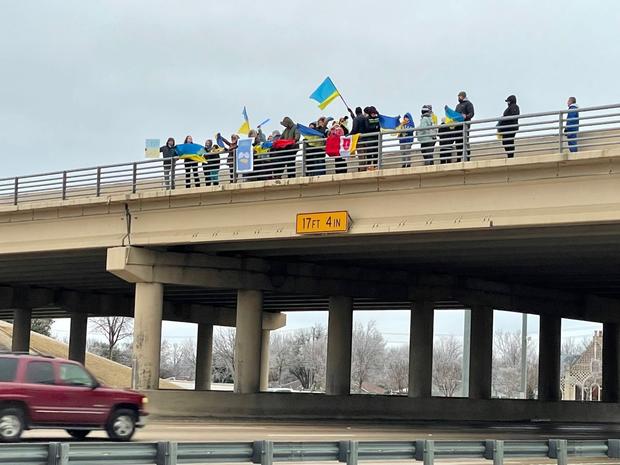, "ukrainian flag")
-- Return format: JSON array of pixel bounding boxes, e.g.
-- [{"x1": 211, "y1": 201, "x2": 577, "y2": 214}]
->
[
  {"x1": 309, "y1": 77, "x2": 340, "y2": 110},
  {"x1": 444, "y1": 105, "x2": 465, "y2": 124},
  {"x1": 238, "y1": 106, "x2": 250, "y2": 135}
]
